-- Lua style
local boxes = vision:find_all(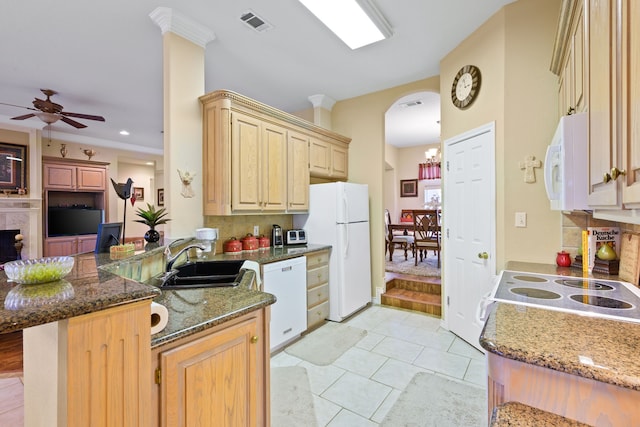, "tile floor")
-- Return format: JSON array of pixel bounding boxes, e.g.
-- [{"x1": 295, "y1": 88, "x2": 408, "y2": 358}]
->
[
  {"x1": 271, "y1": 304, "x2": 487, "y2": 426},
  {"x1": 0, "y1": 305, "x2": 487, "y2": 426}
]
